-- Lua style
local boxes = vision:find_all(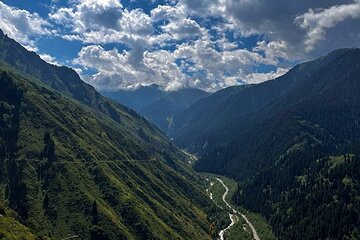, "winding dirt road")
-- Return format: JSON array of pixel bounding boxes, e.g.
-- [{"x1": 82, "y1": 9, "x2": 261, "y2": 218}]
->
[{"x1": 215, "y1": 178, "x2": 260, "y2": 240}]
